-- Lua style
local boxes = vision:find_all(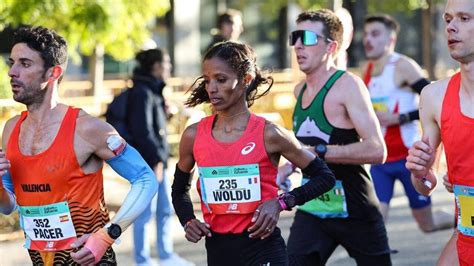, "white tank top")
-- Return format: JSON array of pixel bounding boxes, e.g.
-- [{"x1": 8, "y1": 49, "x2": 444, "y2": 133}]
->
[{"x1": 367, "y1": 53, "x2": 420, "y2": 161}]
